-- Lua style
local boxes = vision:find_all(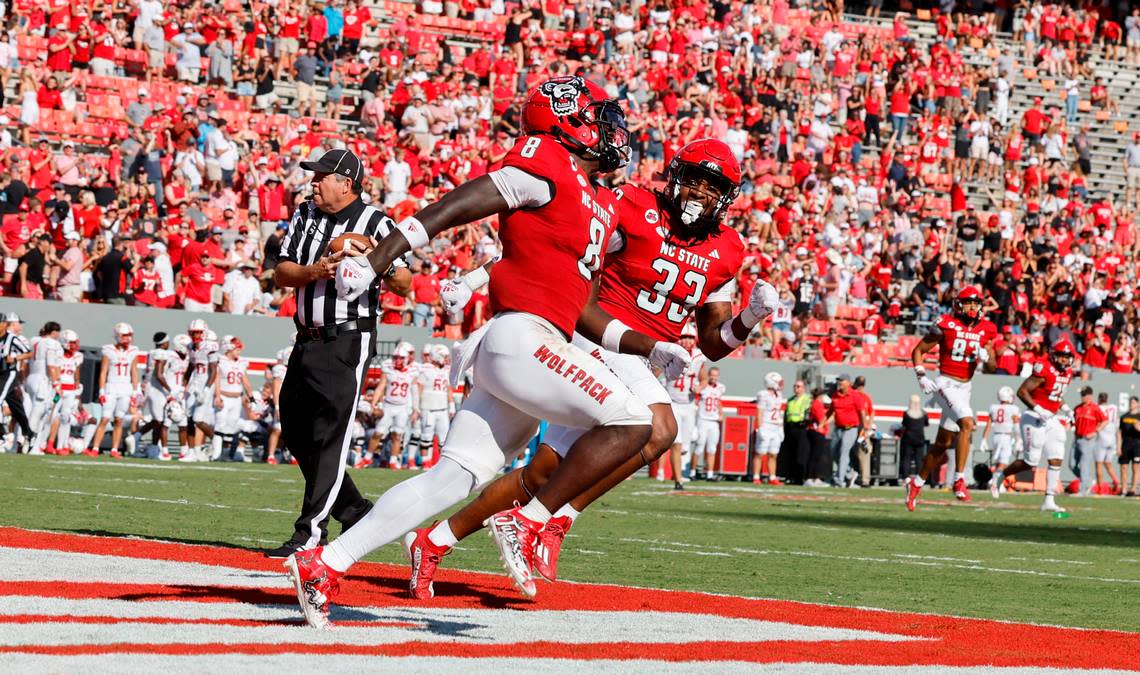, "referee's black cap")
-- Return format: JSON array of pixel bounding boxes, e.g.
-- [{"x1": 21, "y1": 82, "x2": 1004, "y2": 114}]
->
[{"x1": 301, "y1": 149, "x2": 365, "y2": 183}]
